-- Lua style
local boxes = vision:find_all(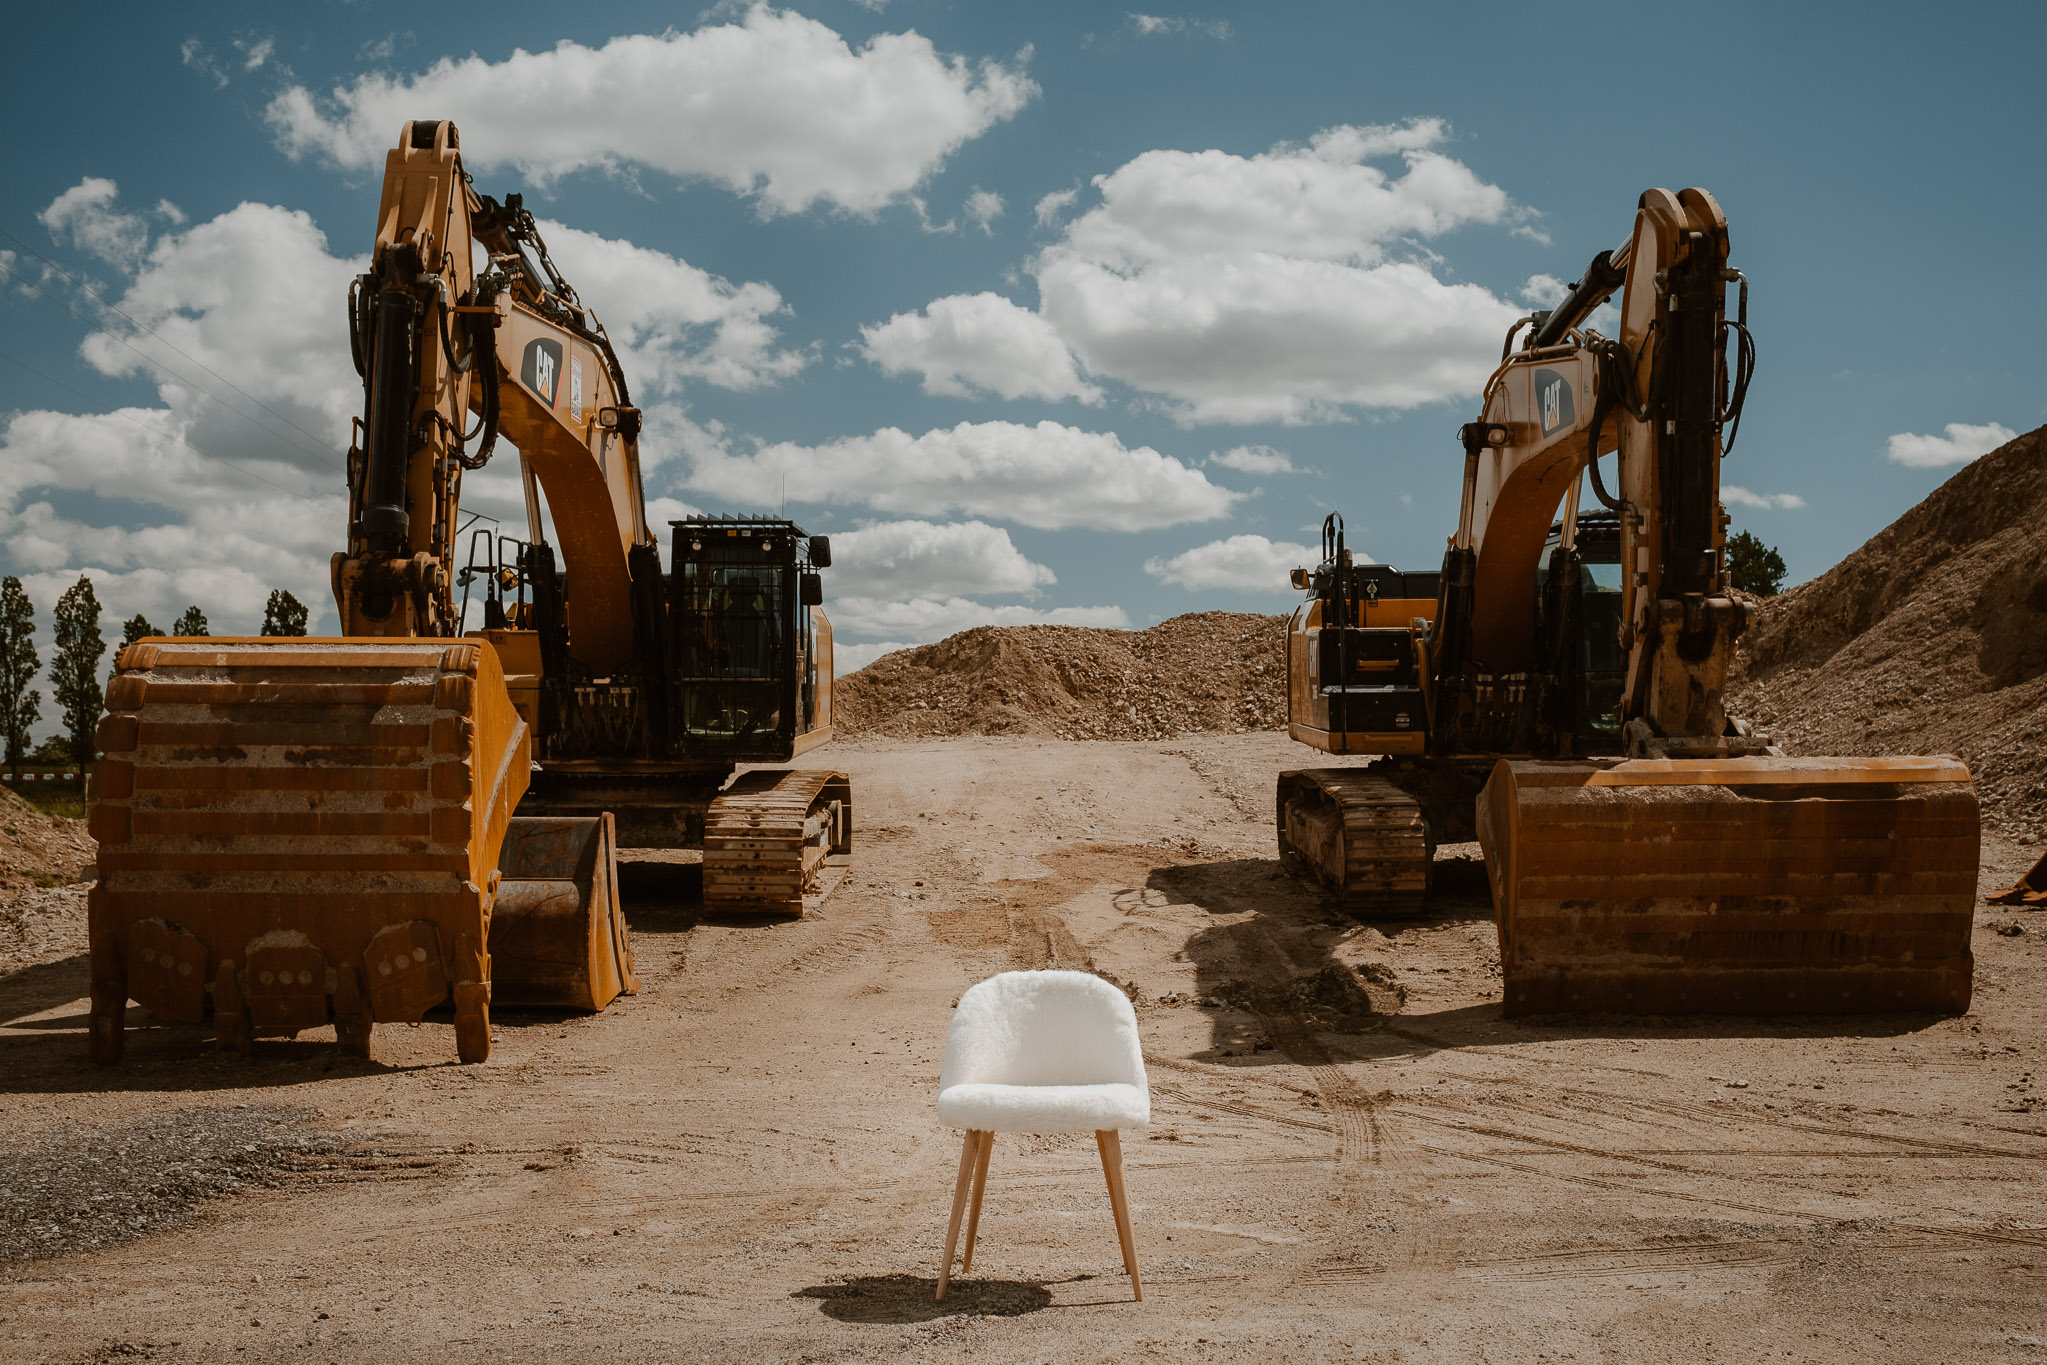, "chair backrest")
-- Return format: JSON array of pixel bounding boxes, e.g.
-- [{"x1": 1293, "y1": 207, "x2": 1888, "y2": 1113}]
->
[{"x1": 940, "y1": 970, "x2": 1146, "y2": 1090}]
